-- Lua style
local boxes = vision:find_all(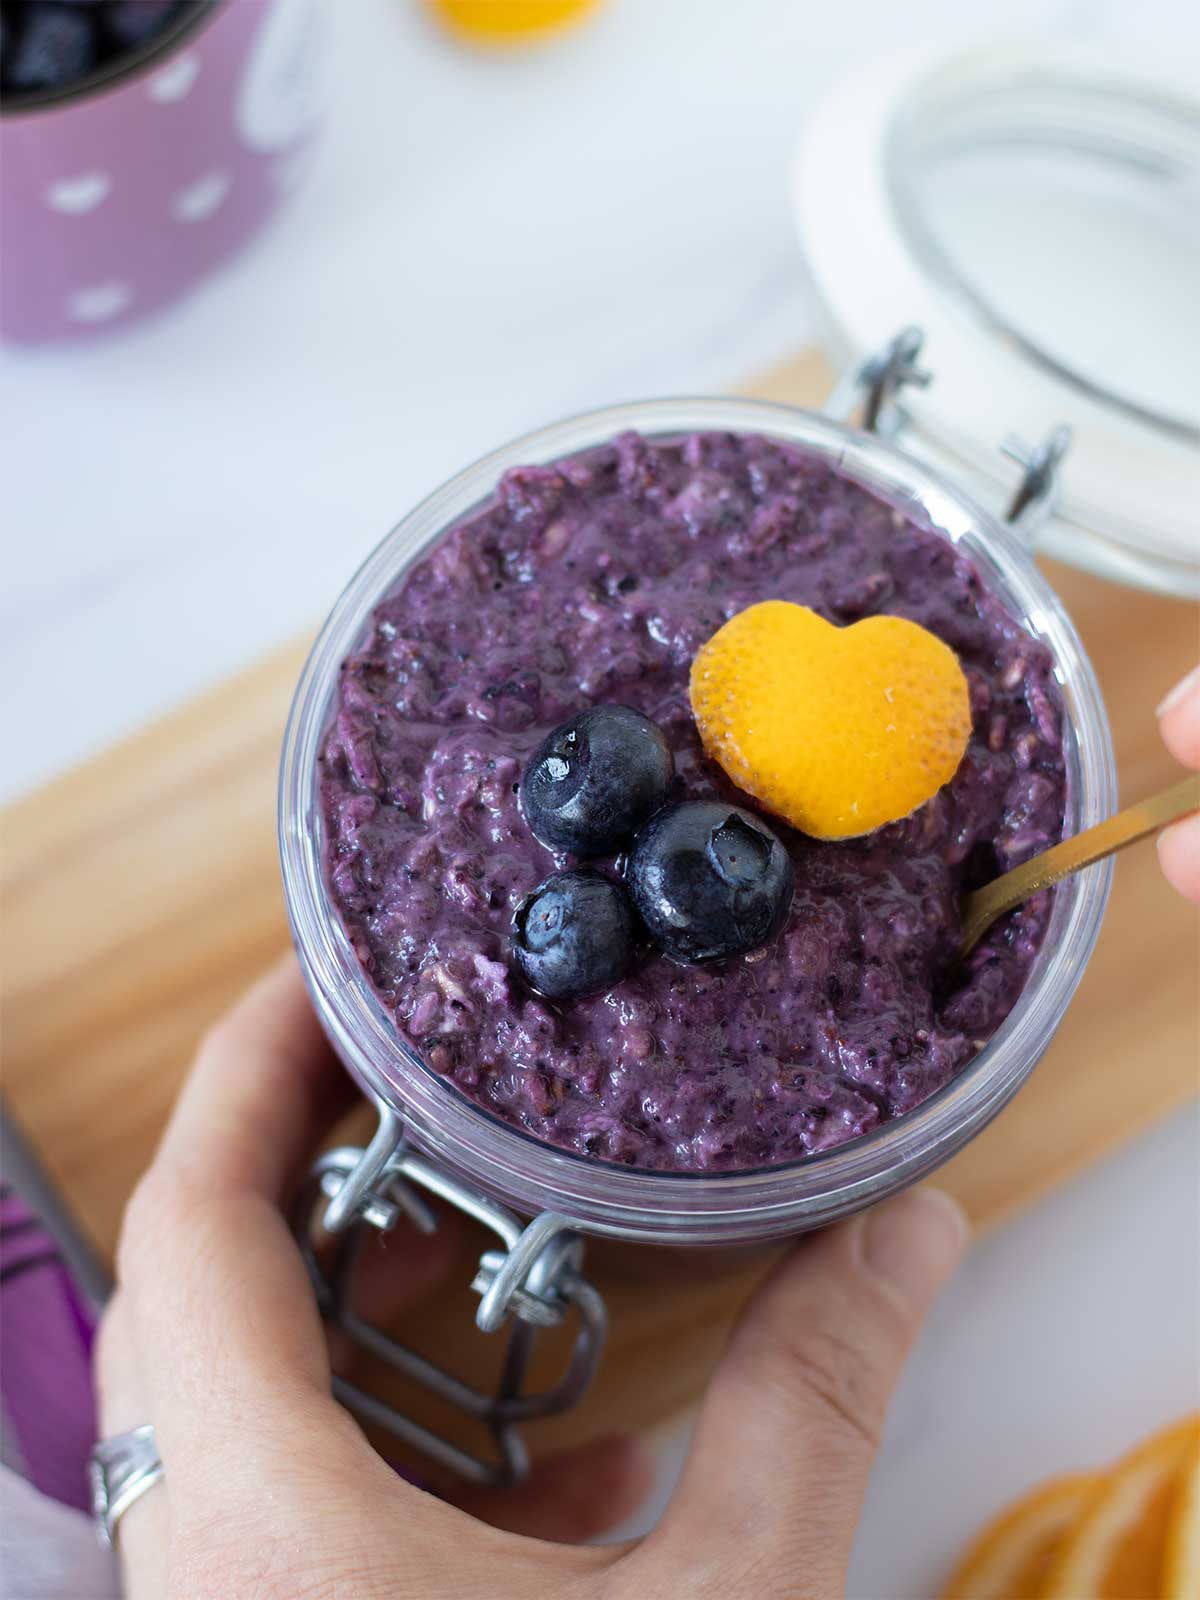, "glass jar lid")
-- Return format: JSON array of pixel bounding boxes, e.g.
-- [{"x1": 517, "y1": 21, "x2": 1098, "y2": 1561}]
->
[{"x1": 795, "y1": 42, "x2": 1200, "y2": 596}]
